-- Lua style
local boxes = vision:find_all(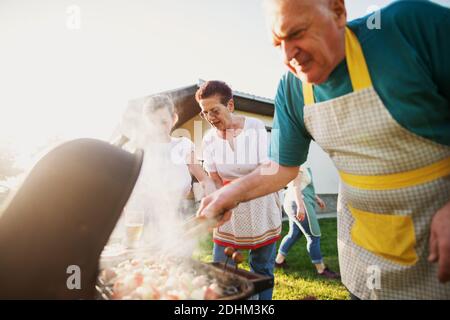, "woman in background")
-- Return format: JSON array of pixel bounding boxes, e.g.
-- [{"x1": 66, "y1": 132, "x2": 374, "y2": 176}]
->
[{"x1": 275, "y1": 167, "x2": 340, "y2": 279}]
